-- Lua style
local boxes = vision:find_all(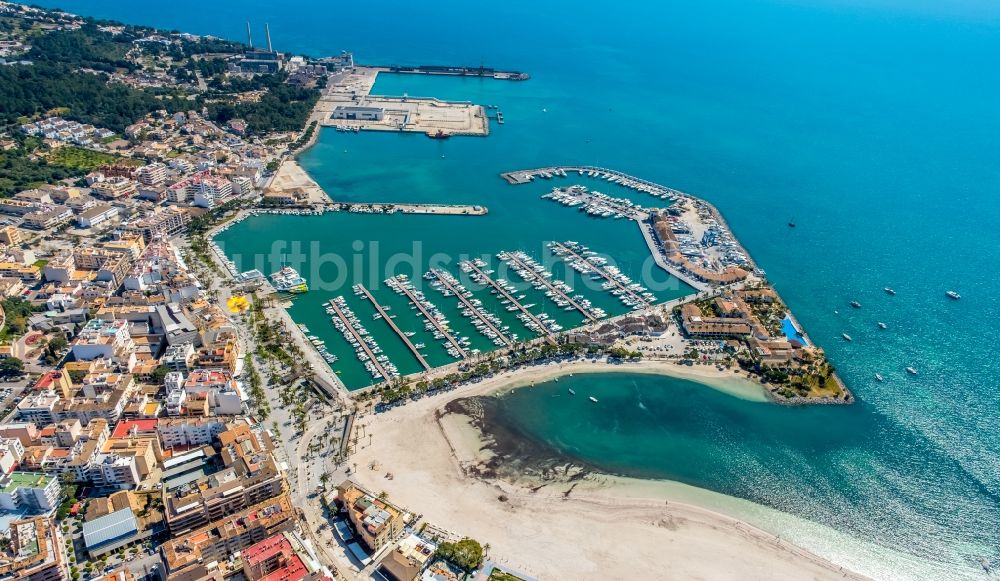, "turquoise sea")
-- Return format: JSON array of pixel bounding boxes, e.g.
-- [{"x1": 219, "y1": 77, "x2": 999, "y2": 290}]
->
[{"x1": 29, "y1": 0, "x2": 1000, "y2": 578}]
